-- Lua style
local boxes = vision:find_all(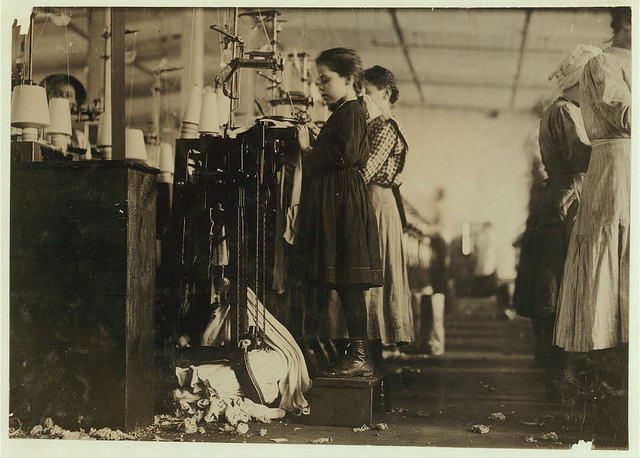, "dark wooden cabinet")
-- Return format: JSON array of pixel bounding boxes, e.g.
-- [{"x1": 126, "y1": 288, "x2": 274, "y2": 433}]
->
[{"x1": 10, "y1": 160, "x2": 157, "y2": 431}]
